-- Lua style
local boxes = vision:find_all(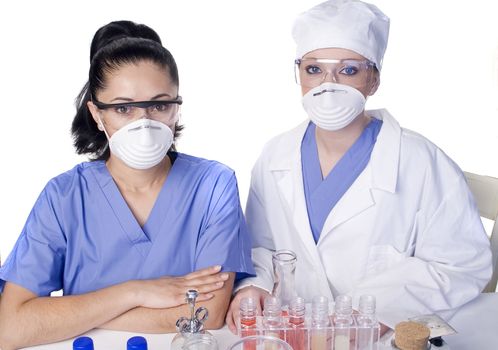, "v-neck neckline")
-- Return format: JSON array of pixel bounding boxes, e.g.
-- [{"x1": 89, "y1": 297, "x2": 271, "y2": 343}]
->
[
  {"x1": 305, "y1": 120, "x2": 379, "y2": 189},
  {"x1": 90, "y1": 154, "x2": 183, "y2": 256}
]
